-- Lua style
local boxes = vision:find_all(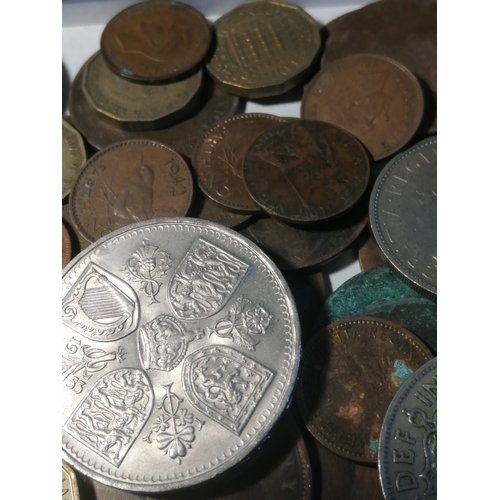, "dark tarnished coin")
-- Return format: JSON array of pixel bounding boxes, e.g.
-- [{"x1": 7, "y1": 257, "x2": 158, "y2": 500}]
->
[
  {"x1": 239, "y1": 202, "x2": 367, "y2": 271},
  {"x1": 313, "y1": 440, "x2": 384, "y2": 500},
  {"x1": 189, "y1": 191, "x2": 253, "y2": 230},
  {"x1": 369, "y1": 136, "x2": 437, "y2": 297},
  {"x1": 83, "y1": 51, "x2": 203, "y2": 125},
  {"x1": 63, "y1": 119, "x2": 87, "y2": 199},
  {"x1": 296, "y1": 317, "x2": 433, "y2": 464},
  {"x1": 100, "y1": 1, "x2": 211, "y2": 82},
  {"x1": 63, "y1": 222, "x2": 72, "y2": 269},
  {"x1": 206, "y1": 1, "x2": 320, "y2": 98},
  {"x1": 378, "y1": 358, "x2": 437, "y2": 499},
  {"x1": 62, "y1": 218, "x2": 300, "y2": 492},
  {"x1": 193, "y1": 113, "x2": 288, "y2": 214},
  {"x1": 69, "y1": 140, "x2": 194, "y2": 242},
  {"x1": 358, "y1": 229, "x2": 385, "y2": 271},
  {"x1": 63, "y1": 204, "x2": 90, "y2": 253},
  {"x1": 301, "y1": 54, "x2": 424, "y2": 161},
  {"x1": 322, "y1": 0, "x2": 437, "y2": 134},
  {"x1": 69, "y1": 62, "x2": 240, "y2": 156},
  {"x1": 243, "y1": 120, "x2": 370, "y2": 223},
  {"x1": 62, "y1": 461, "x2": 80, "y2": 500}
]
